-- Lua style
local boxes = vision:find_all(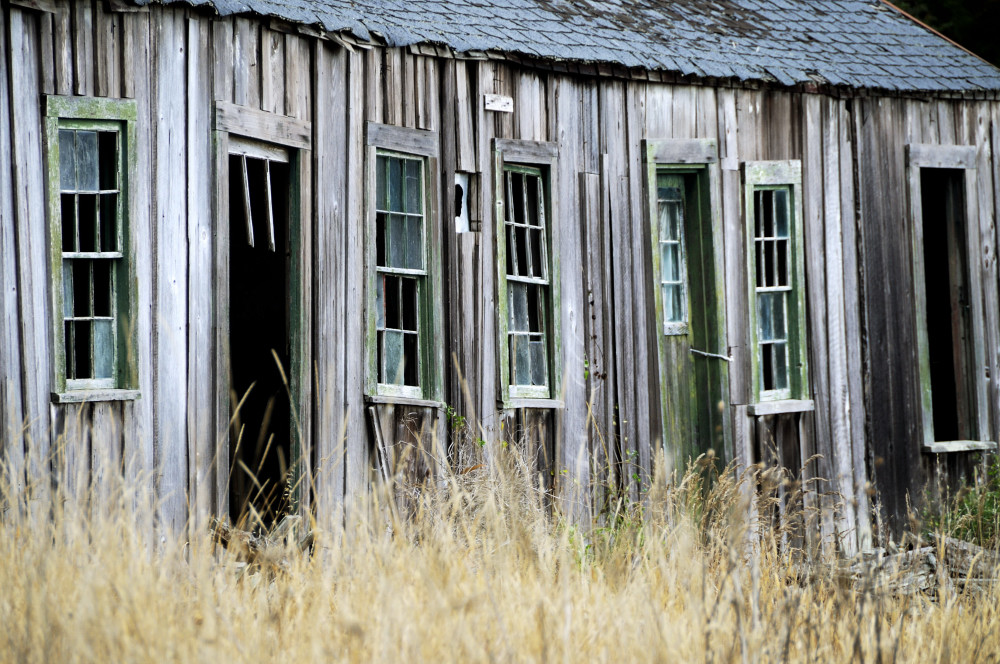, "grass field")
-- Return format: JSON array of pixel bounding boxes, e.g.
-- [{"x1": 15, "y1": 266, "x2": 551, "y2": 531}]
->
[{"x1": 1, "y1": 448, "x2": 998, "y2": 663}]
